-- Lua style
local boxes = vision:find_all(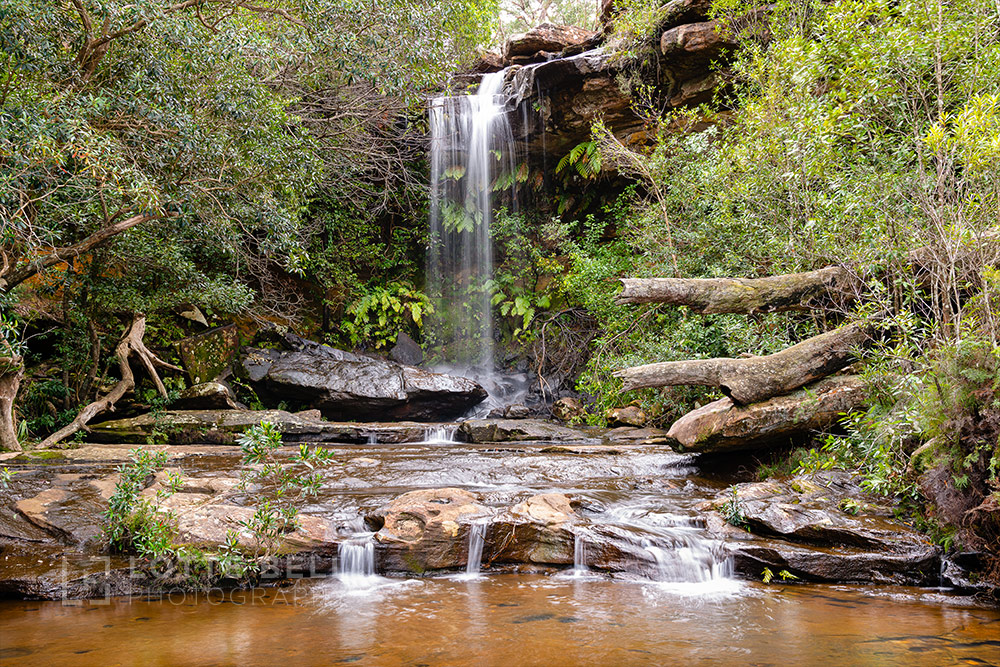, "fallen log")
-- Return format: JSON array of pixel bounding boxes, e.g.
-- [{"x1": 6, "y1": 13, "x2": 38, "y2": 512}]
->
[
  {"x1": 614, "y1": 322, "x2": 867, "y2": 404},
  {"x1": 615, "y1": 266, "x2": 857, "y2": 313},
  {"x1": 662, "y1": 375, "x2": 866, "y2": 453},
  {"x1": 615, "y1": 231, "x2": 1000, "y2": 314}
]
